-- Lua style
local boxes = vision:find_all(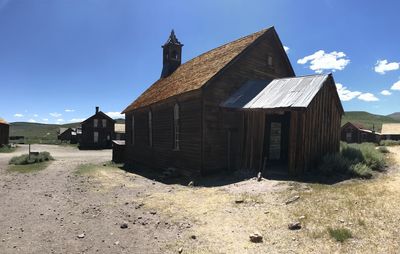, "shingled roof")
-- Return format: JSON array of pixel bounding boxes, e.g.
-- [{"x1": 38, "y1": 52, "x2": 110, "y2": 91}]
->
[{"x1": 123, "y1": 27, "x2": 273, "y2": 113}]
